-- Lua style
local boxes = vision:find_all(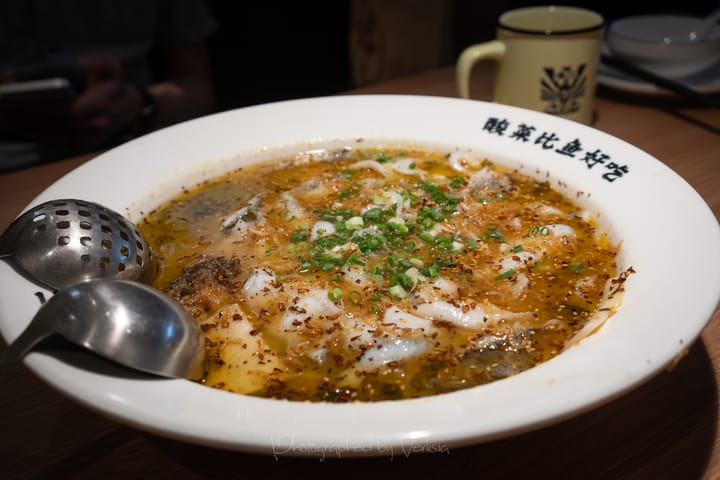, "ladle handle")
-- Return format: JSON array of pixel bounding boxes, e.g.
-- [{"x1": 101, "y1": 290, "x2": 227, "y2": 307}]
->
[
  {"x1": 0, "y1": 316, "x2": 55, "y2": 365},
  {"x1": 698, "y1": 6, "x2": 720, "y2": 40}
]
